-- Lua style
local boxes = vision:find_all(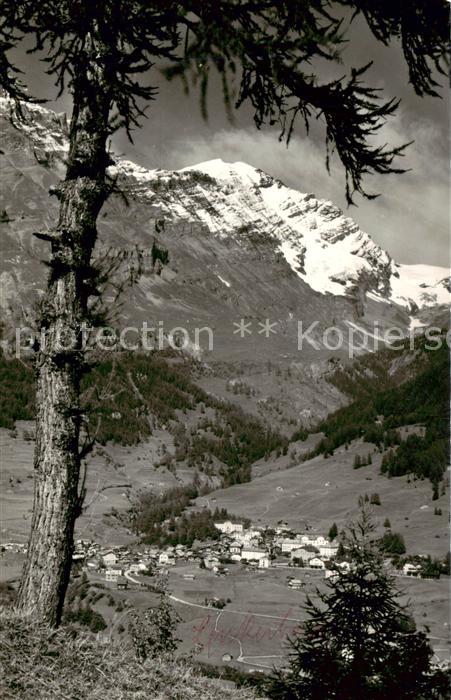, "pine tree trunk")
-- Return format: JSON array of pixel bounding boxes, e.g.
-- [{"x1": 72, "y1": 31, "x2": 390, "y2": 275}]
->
[
  {"x1": 16, "y1": 330, "x2": 82, "y2": 624},
  {"x1": 17, "y1": 35, "x2": 111, "y2": 625}
]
